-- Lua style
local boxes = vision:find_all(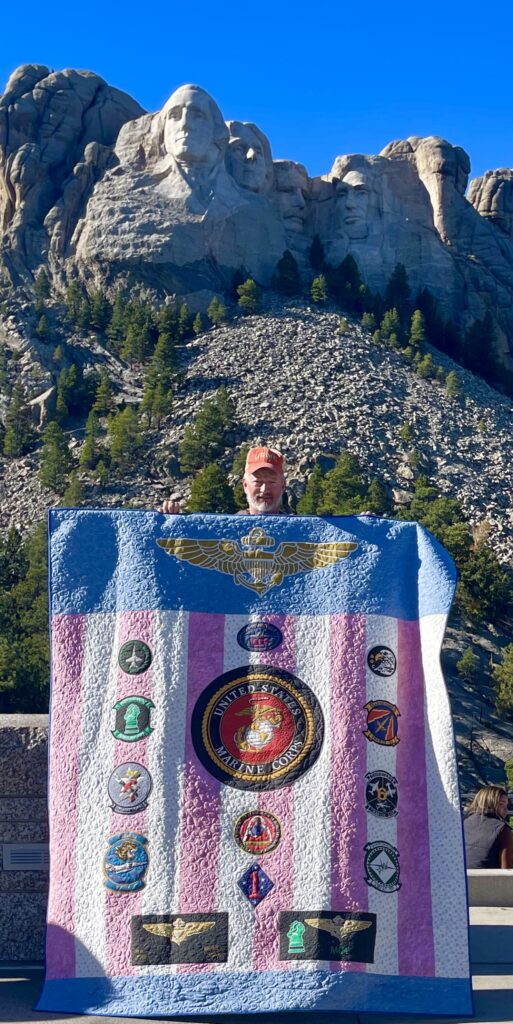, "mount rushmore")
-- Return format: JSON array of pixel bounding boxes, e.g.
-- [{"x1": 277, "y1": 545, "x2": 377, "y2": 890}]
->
[{"x1": 2, "y1": 64, "x2": 513, "y2": 368}]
